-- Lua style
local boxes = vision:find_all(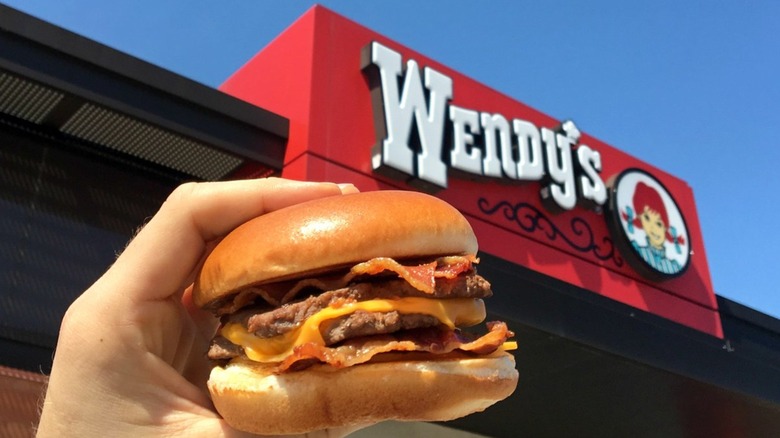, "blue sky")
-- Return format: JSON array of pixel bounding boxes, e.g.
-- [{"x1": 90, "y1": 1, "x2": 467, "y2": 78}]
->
[{"x1": 6, "y1": 1, "x2": 779, "y2": 319}]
